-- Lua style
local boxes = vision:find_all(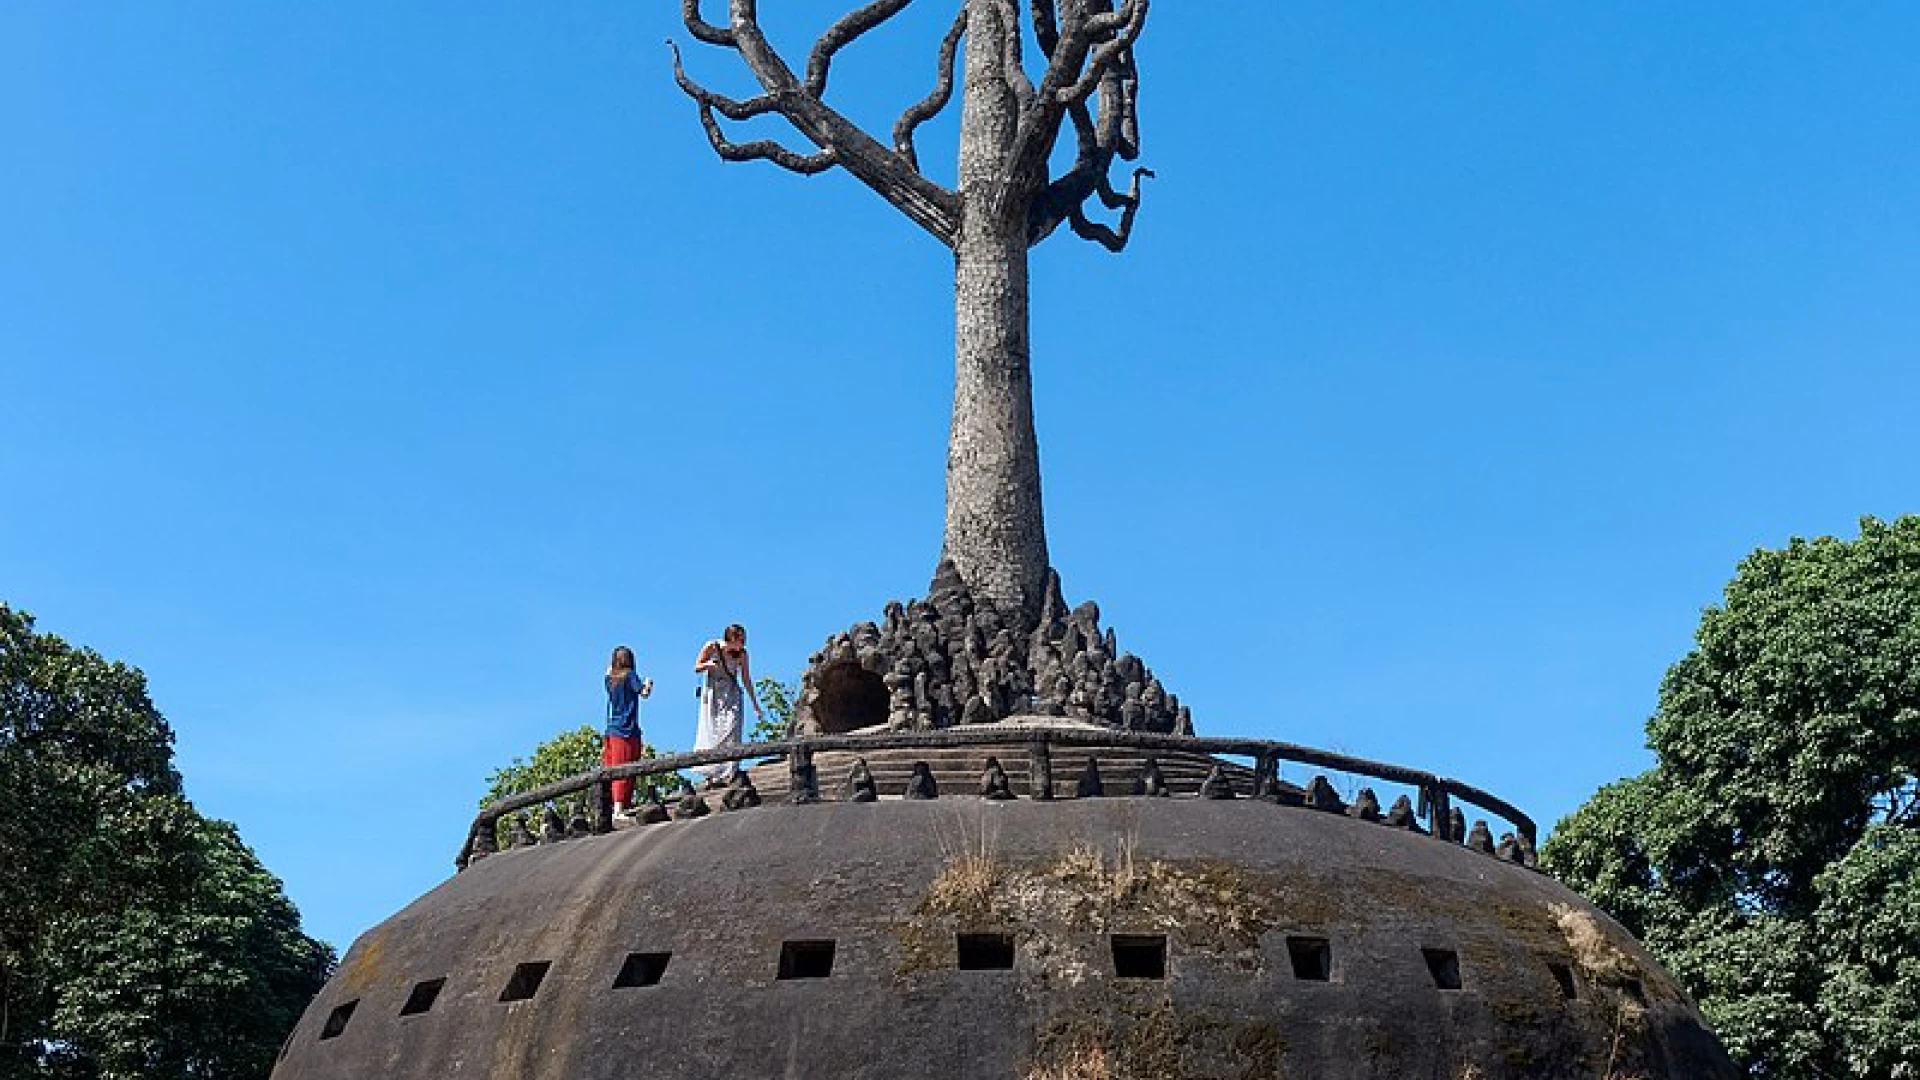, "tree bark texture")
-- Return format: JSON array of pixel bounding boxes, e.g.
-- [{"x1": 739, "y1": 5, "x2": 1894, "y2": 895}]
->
[{"x1": 945, "y1": 0, "x2": 1047, "y2": 625}]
